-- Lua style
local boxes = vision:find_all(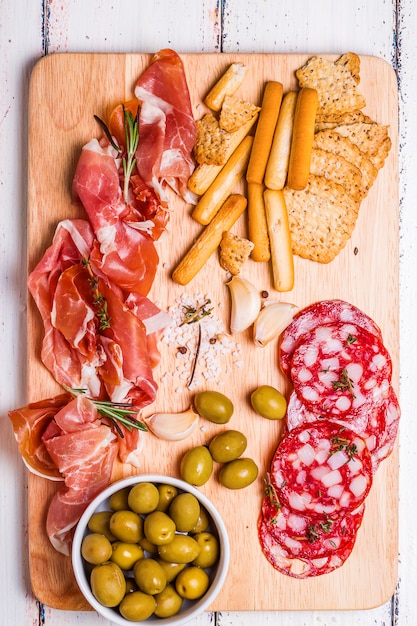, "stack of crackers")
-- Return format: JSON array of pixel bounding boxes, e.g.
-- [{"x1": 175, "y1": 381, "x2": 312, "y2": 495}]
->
[{"x1": 283, "y1": 52, "x2": 391, "y2": 263}]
